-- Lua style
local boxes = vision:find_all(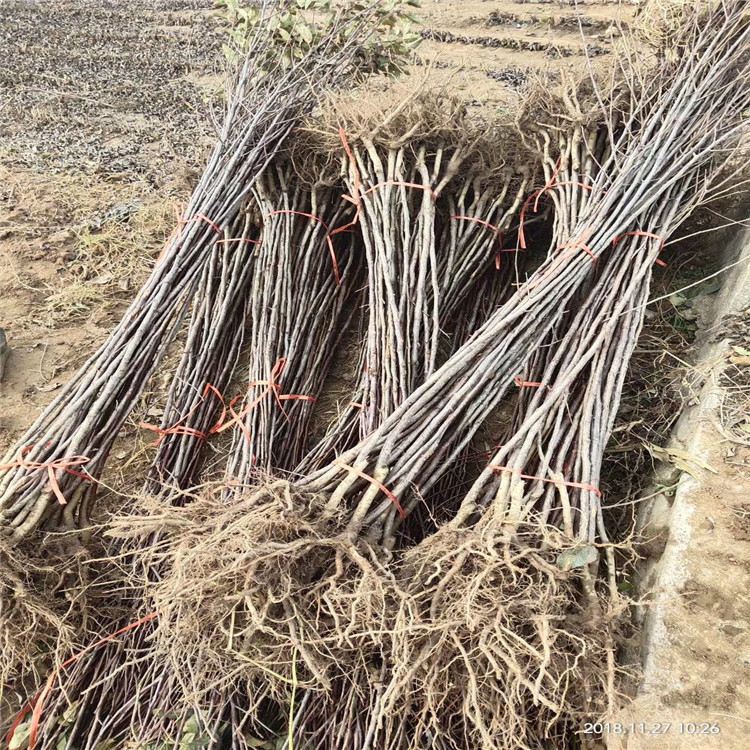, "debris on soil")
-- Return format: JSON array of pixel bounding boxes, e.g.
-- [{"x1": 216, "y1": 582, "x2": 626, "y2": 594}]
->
[
  {"x1": 420, "y1": 27, "x2": 611, "y2": 57},
  {"x1": 0, "y1": 0, "x2": 222, "y2": 181}
]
